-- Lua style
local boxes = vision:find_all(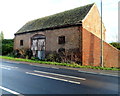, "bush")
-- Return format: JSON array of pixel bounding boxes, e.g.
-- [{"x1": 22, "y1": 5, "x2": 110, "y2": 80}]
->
[
  {"x1": 14, "y1": 49, "x2": 21, "y2": 58},
  {"x1": 110, "y1": 42, "x2": 120, "y2": 50},
  {"x1": 2, "y1": 44, "x2": 13, "y2": 55},
  {"x1": 25, "y1": 49, "x2": 33, "y2": 59},
  {"x1": 7, "y1": 51, "x2": 15, "y2": 57},
  {"x1": 1, "y1": 39, "x2": 14, "y2": 55},
  {"x1": 13, "y1": 49, "x2": 33, "y2": 59},
  {"x1": 46, "y1": 52, "x2": 61, "y2": 62}
]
